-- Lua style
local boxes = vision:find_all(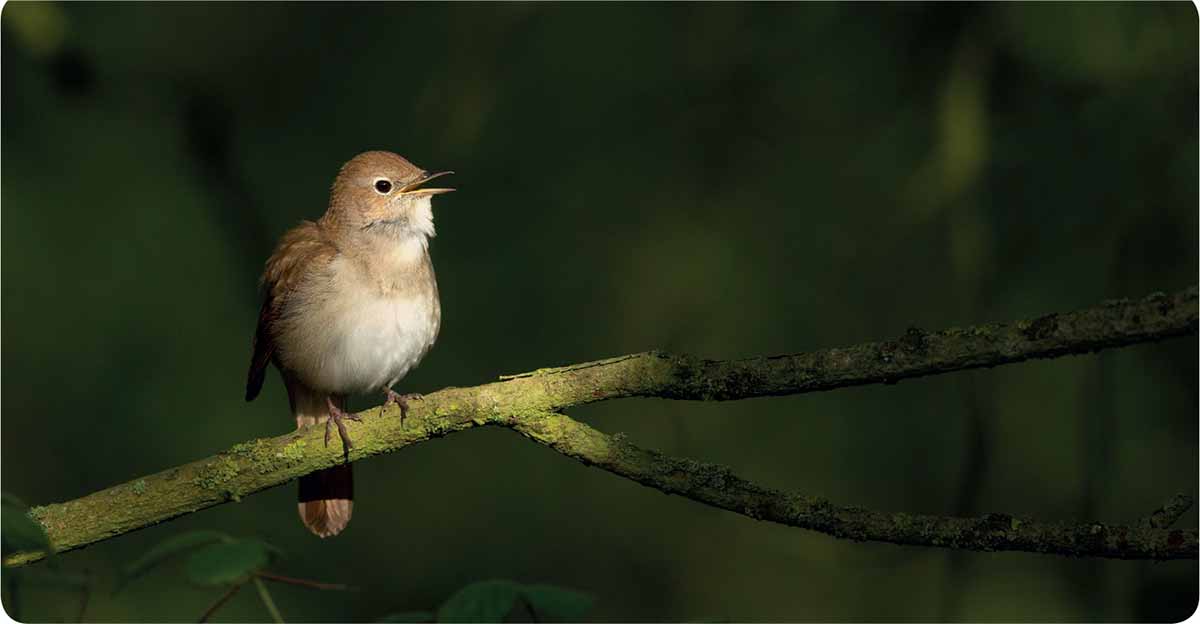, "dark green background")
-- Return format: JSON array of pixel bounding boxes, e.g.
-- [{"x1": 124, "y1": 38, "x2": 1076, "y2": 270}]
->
[{"x1": 3, "y1": 2, "x2": 1197, "y2": 621}]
